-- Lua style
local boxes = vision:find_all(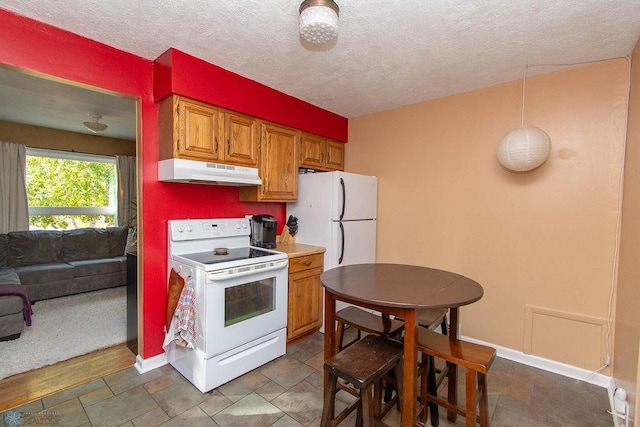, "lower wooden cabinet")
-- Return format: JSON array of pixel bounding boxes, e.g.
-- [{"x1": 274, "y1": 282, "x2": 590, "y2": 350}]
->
[{"x1": 287, "y1": 253, "x2": 324, "y2": 342}]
